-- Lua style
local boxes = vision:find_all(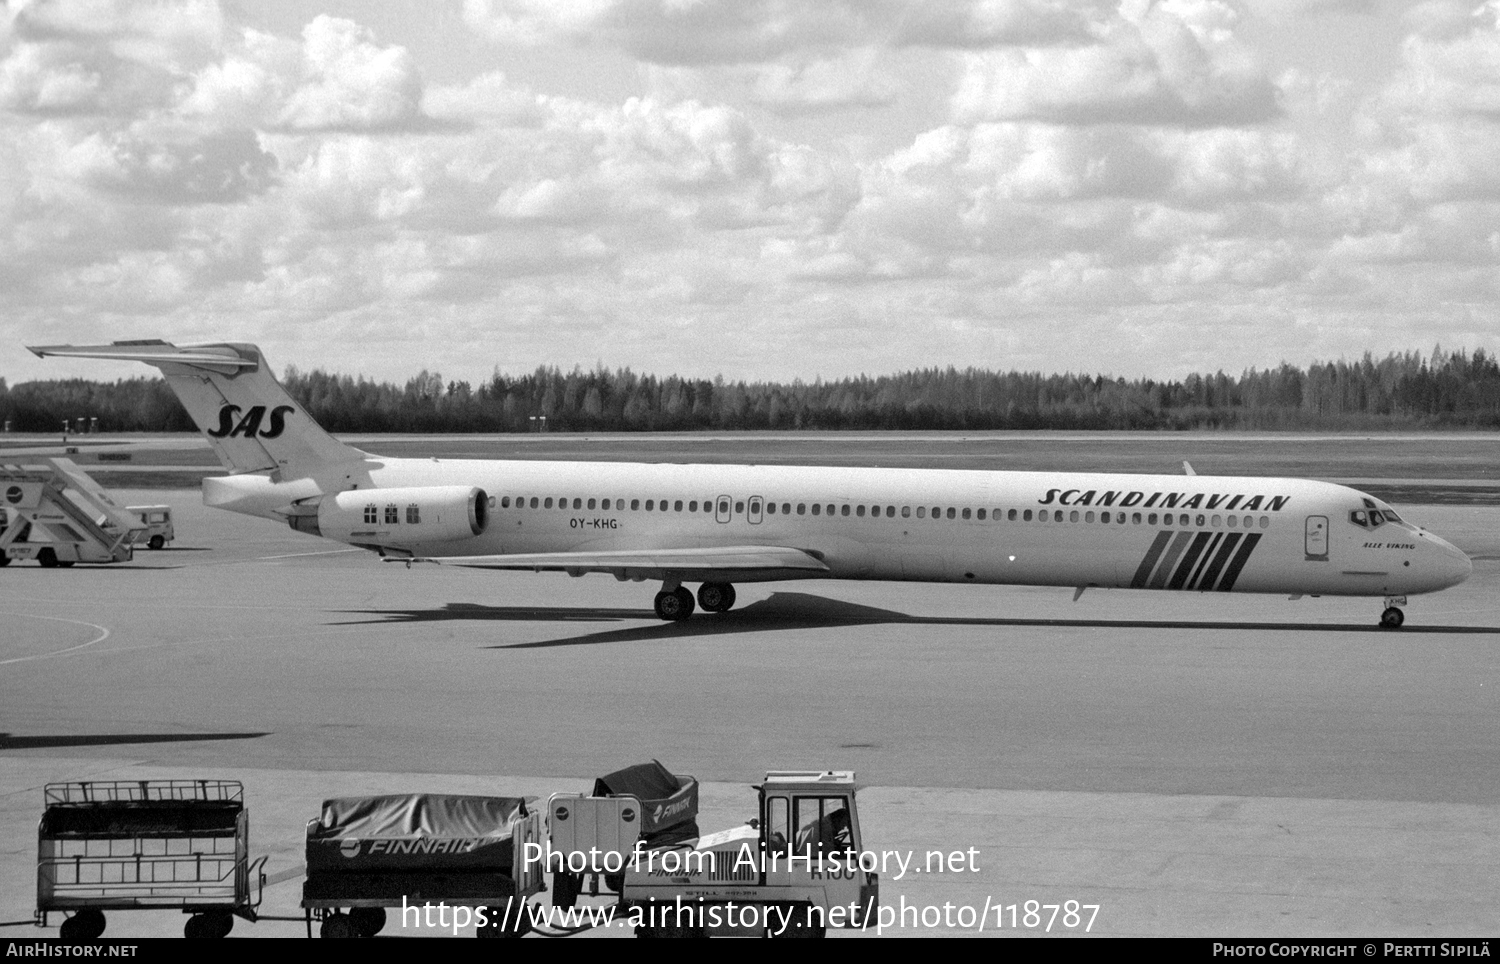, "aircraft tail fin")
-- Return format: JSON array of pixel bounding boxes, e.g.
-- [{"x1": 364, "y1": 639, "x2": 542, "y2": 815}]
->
[{"x1": 28, "y1": 340, "x2": 363, "y2": 479}]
